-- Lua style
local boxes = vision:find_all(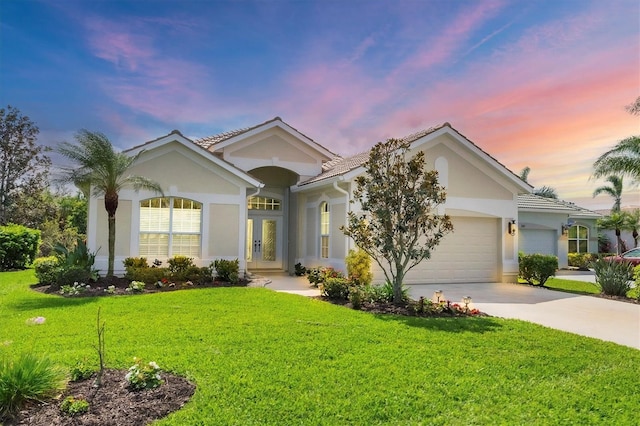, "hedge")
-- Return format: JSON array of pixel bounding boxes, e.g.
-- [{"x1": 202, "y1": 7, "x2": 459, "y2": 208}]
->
[{"x1": 0, "y1": 224, "x2": 40, "y2": 270}]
